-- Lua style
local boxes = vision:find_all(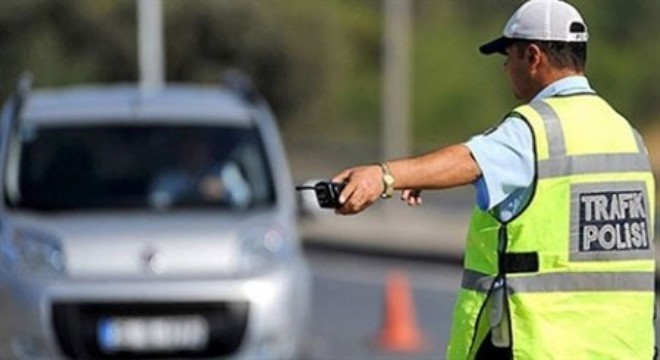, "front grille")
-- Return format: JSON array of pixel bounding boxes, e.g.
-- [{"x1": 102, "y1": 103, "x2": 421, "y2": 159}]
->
[{"x1": 52, "y1": 301, "x2": 249, "y2": 359}]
